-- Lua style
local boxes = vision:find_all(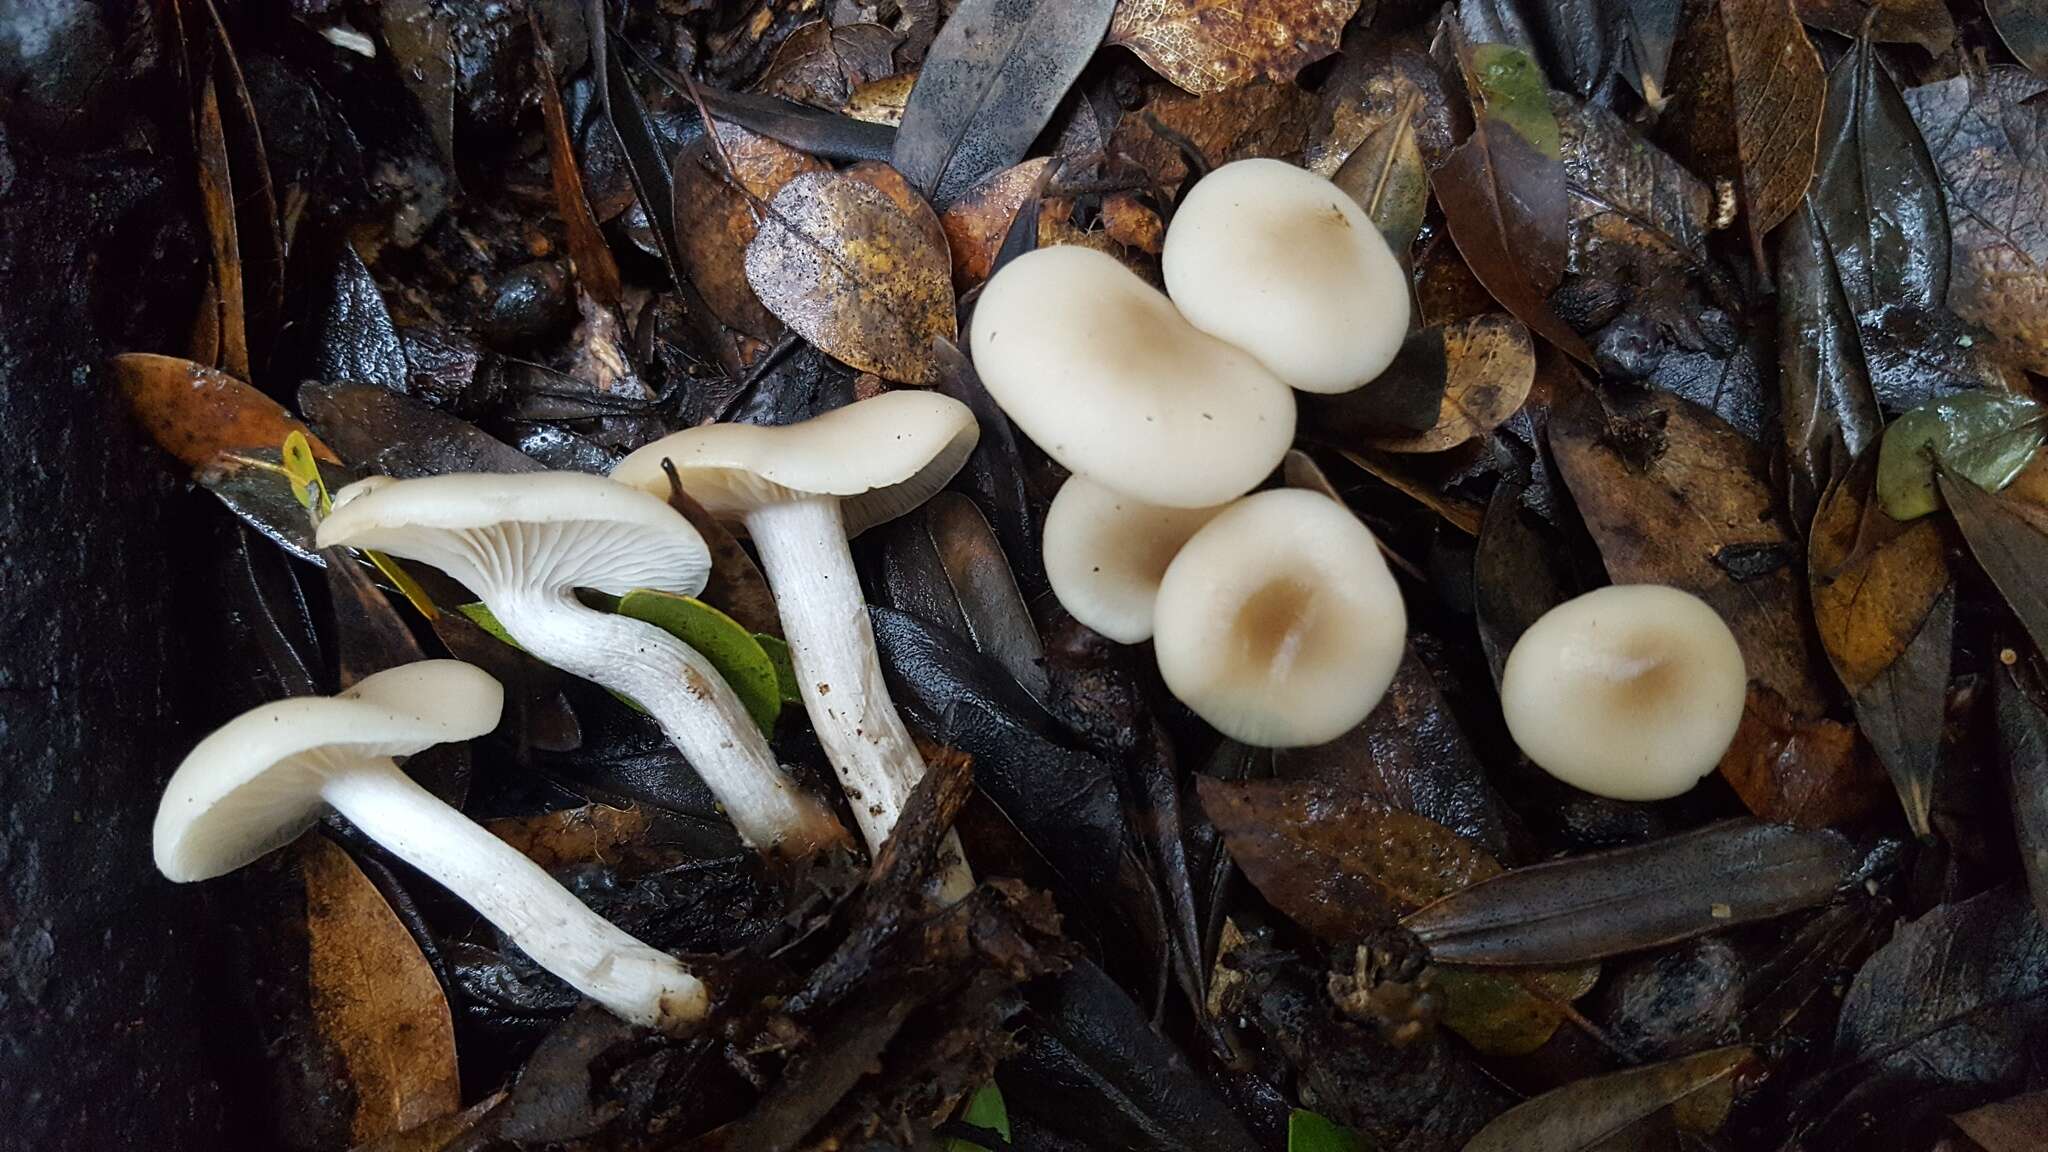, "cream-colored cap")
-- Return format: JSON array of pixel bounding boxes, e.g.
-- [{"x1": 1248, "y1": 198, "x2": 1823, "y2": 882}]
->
[
  {"x1": 1163, "y1": 159, "x2": 1409, "y2": 394},
  {"x1": 1042, "y1": 474, "x2": 1222, "y2": 643}
]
